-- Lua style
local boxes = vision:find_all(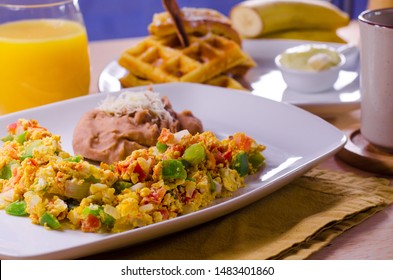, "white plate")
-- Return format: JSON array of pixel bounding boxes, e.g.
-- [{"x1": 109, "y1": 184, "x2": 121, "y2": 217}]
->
[
  {"x1": 98, "y1": 39, "x2": 360, "y2": 117},
  {"x1": 0, "y1": 83, "x2": 346, "y2": 259}
]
